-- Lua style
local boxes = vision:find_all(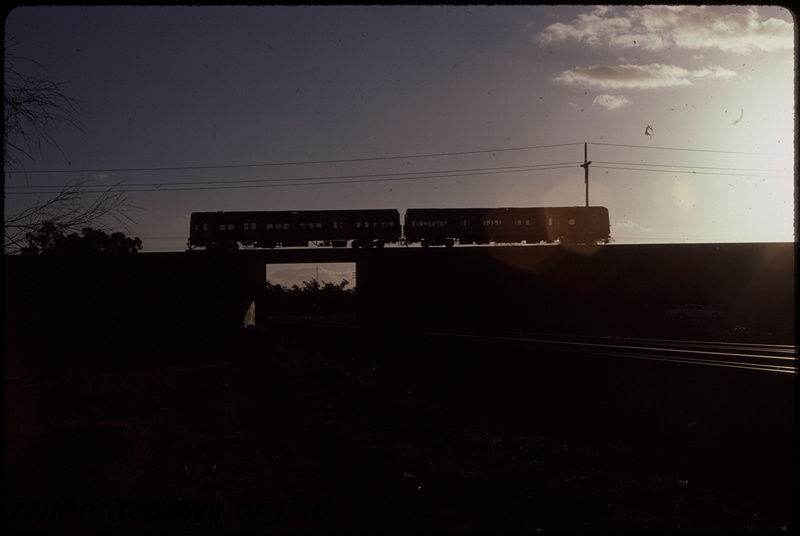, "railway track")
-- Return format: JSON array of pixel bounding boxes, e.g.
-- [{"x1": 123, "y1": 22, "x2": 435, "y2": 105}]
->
[
  {"x1": 266, "y1": 319, "x2": 797, "y2": 374},
  {"x1": 425, "y1": 331, "x2": 798, "y2": 374}
]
